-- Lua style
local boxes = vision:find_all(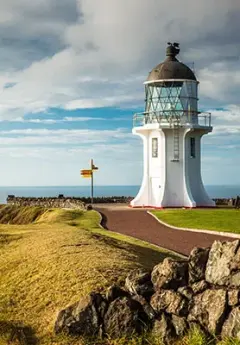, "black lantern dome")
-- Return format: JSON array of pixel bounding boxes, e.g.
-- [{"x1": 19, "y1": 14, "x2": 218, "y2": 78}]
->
[{"x1": 147, "y1": 43, "x2": 196, "y2": 82}]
